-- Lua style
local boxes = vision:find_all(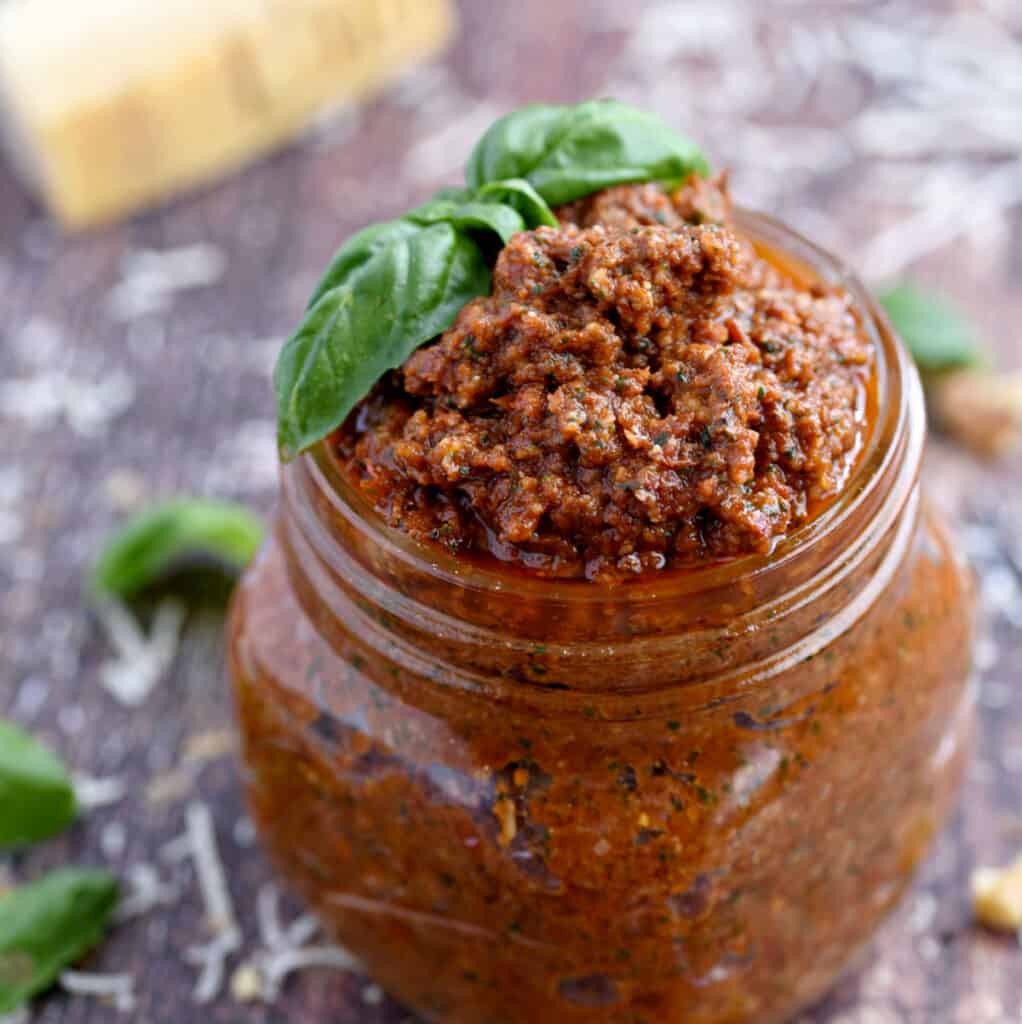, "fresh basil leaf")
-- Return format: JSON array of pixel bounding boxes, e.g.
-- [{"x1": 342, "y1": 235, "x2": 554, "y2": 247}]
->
[
  {"x1": 409, "y1": 198, "x2": 525, "y2": 244},
  {"x1": 307, "y1": 219, "x2": 425, "y2": 310},
  {"x1": 466, "y1": 99, "x2": 711, "y2": 207},
  {"x1": 0, "y1": 869, "x2": 119, "y2": 1013},
  {"x1": 0, "y1": 721, "x2": 76, "y2": 849},
  {"x1": 879, "y1": 284, "x2": 985, "y2": 373},
  {"x1": 475, "y1": 178, "x2": 558, "y2": 229},
  {"x1": 90, "y1": 499, "x2": 265, "y2": 601},
  {"x1": 276, "y1": 221, "x2": 490, "y2": 458}
]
